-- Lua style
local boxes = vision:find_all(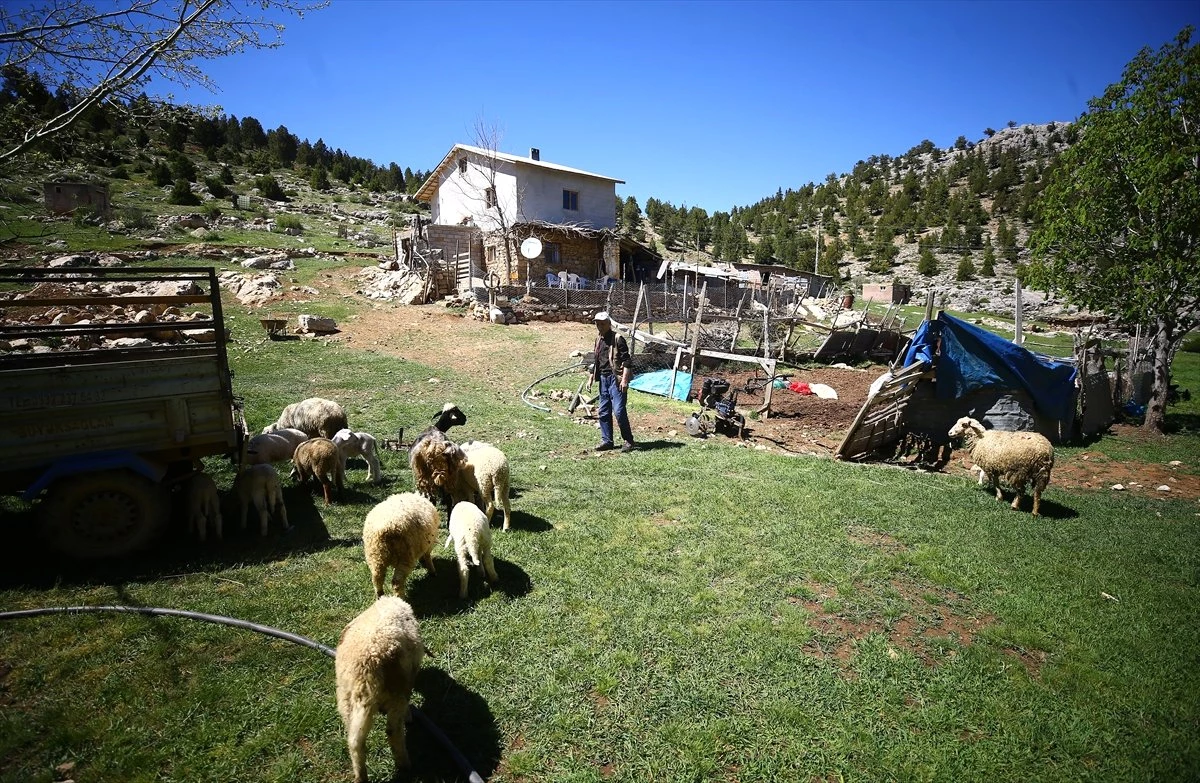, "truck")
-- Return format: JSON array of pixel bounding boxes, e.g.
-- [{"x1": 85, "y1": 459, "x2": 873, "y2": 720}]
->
[{"x1": 0, "y1": 266, "x2": 246, "y2": 558}]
